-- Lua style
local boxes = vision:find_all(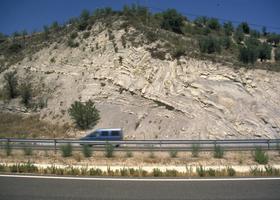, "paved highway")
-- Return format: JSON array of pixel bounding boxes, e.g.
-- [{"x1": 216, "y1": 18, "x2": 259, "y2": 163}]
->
[{"x1": 0, "y1": 175, "x2": 279, "y2": 200}]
